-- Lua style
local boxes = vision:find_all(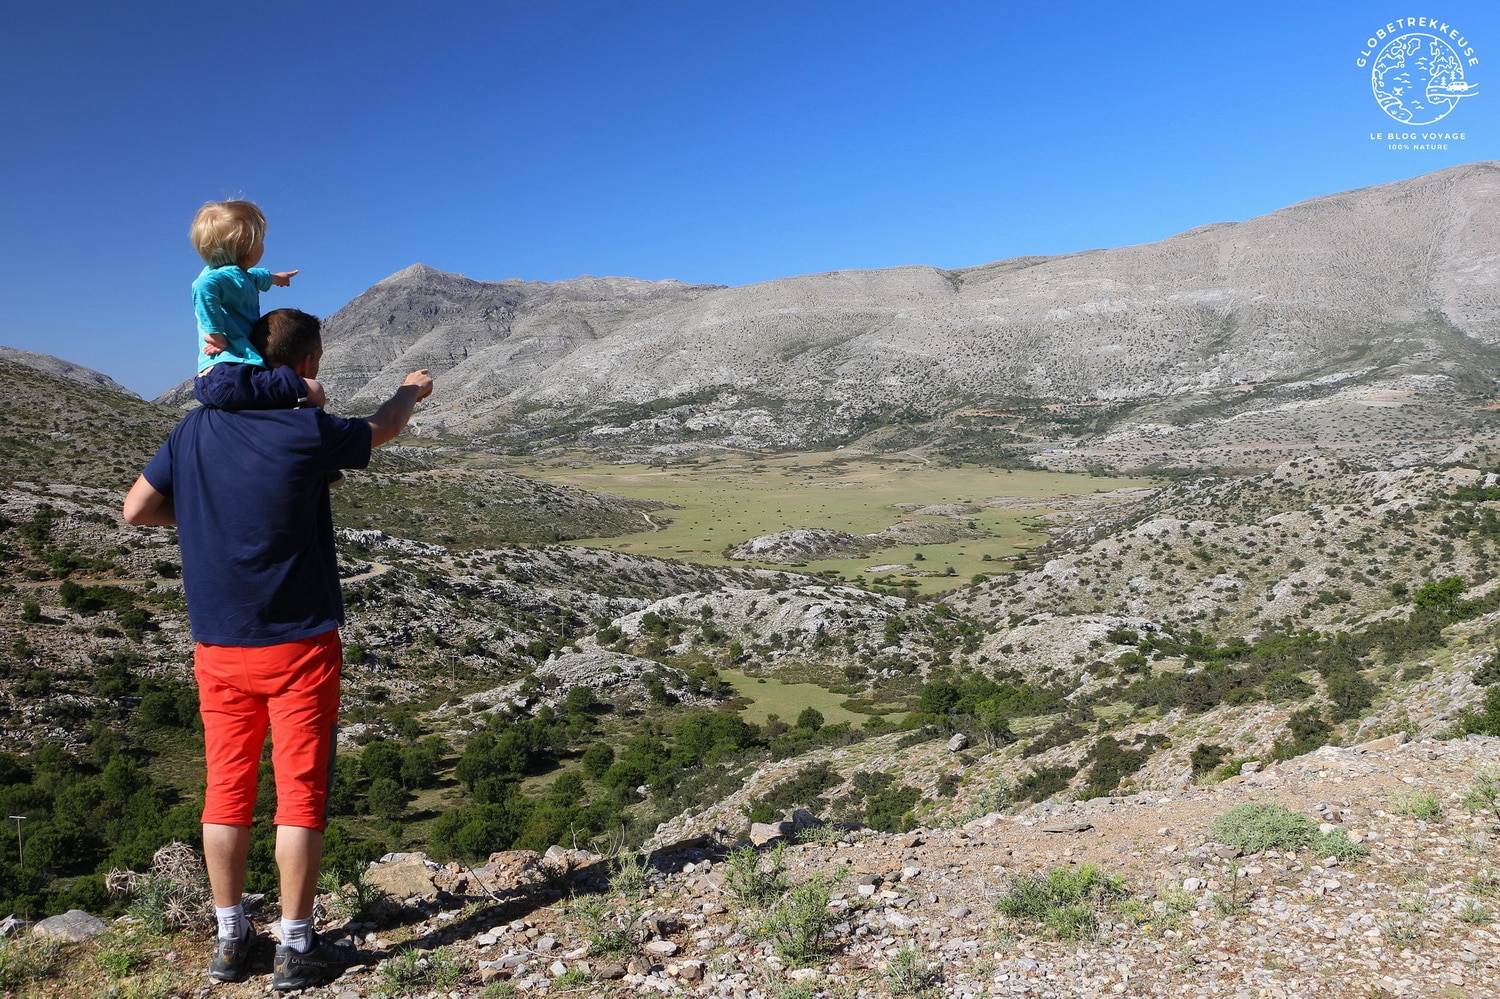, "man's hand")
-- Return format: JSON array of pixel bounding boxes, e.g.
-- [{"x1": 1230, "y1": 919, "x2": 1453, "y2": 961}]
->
[
  {"x1": 366, "y1": 370, "x2": 434, "y2": 447},
  {"x1": 272, "y1": 269, "x2": 299, "y2": 287},
  {"x1": 403, "y1": 370, "x2": 434, "y2": 401},
  {"x1": 301, "y1": 377, "x2": 327, "y2": 408},
  {"x1": 203, "y1": 332, "x2": 229, "y2": 356}
]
